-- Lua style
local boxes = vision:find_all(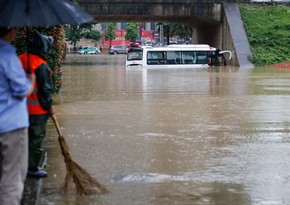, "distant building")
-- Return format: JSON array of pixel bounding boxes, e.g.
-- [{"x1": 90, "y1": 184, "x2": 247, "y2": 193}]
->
[{"x1": 96, "y1": 22, "x2": 156, "y2": 46}]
